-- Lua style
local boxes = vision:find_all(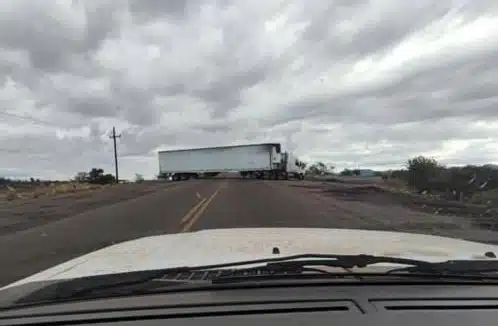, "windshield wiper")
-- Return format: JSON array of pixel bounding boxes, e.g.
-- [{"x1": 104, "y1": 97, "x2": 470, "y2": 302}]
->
[
  {"x1": 387, "y1": 259, "x2": 498, "y2": 275},
  {"x1": 14, "y1": 254, "x2": 498, "y2": 305},
  {"x1": 172, "y1": 253, "x2": 435, "y2": 271},
  {"x1": 208, "y1": 254, "x2": 498, "y2": 282}
]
